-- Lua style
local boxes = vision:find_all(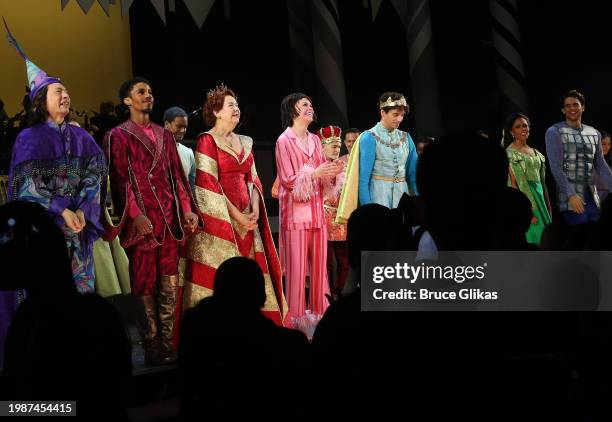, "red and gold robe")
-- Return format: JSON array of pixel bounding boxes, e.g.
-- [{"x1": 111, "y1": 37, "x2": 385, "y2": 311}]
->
[
  {"x1": 324, "y1": 154, "x2": 348, "y2": 241},
  {"x1": 101, "y1": 120, "x2": 196, "y2": 250},
  {"x1": 185, "y1": 133, "x2": 287, "y2": 326},
  {"x1": 102, "y1": 120, "x2": 198, "y2": 344}
]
